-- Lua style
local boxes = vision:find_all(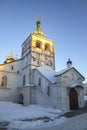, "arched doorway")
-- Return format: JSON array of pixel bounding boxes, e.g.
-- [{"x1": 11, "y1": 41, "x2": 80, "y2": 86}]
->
[
  {"x1": 19, "y1": 93, "x2": 24, "y2": 105},
  {"x1": 69, "y1": 88, "x2": 78, "y2": 110}
]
